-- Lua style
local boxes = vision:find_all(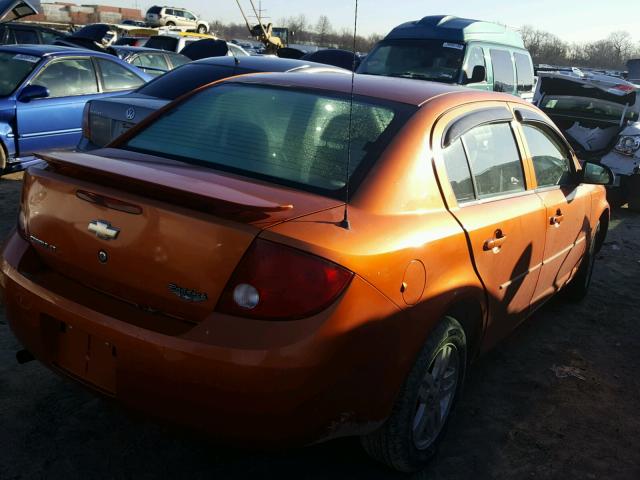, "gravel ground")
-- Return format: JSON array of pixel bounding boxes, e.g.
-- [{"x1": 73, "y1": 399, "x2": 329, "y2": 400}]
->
[{"x1": 1, "y1": 172, "x2": 639, "y2": 479}]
